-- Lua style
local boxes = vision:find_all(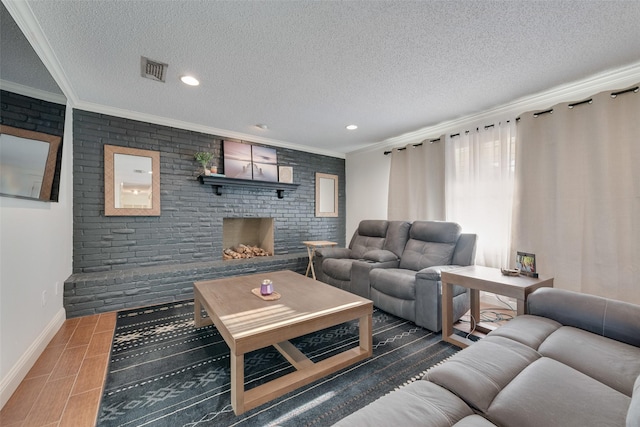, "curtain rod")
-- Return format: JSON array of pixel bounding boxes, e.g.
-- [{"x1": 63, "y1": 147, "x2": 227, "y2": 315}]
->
[
  {"x1": 386, "y1": 86, "x2": 638, "y2": 155},
  {"x1": 568, "y1": 99, "x2": 592, "y2": 109},
  {"x1": 533, "y1": 108, "x2": 553, "y2": 118},
  {"x1": 383, "y1": 138, "x2": 440, "y2": 155},
  {"x1": 611, "y1": 86, "x2": 639, "y2": 98}
]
